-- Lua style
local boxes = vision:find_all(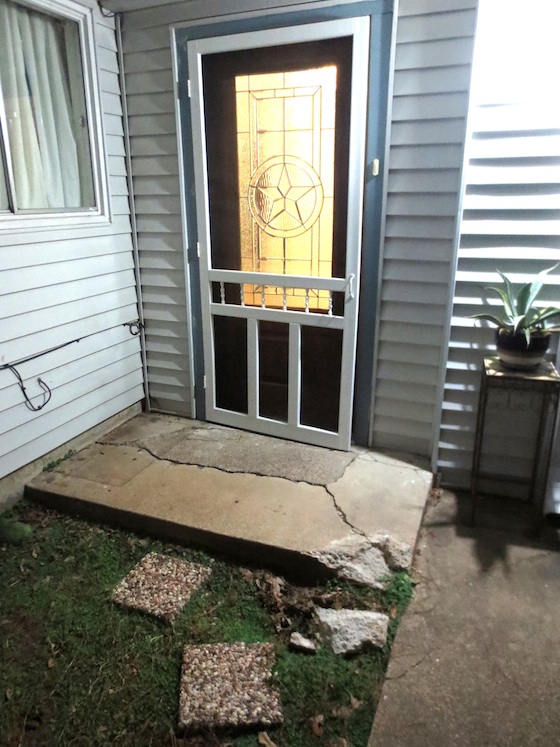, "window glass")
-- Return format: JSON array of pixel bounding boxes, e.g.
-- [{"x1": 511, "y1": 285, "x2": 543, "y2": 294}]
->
[{"x1": 0, "y1": 0, "x2": 95, "y2": 211}]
